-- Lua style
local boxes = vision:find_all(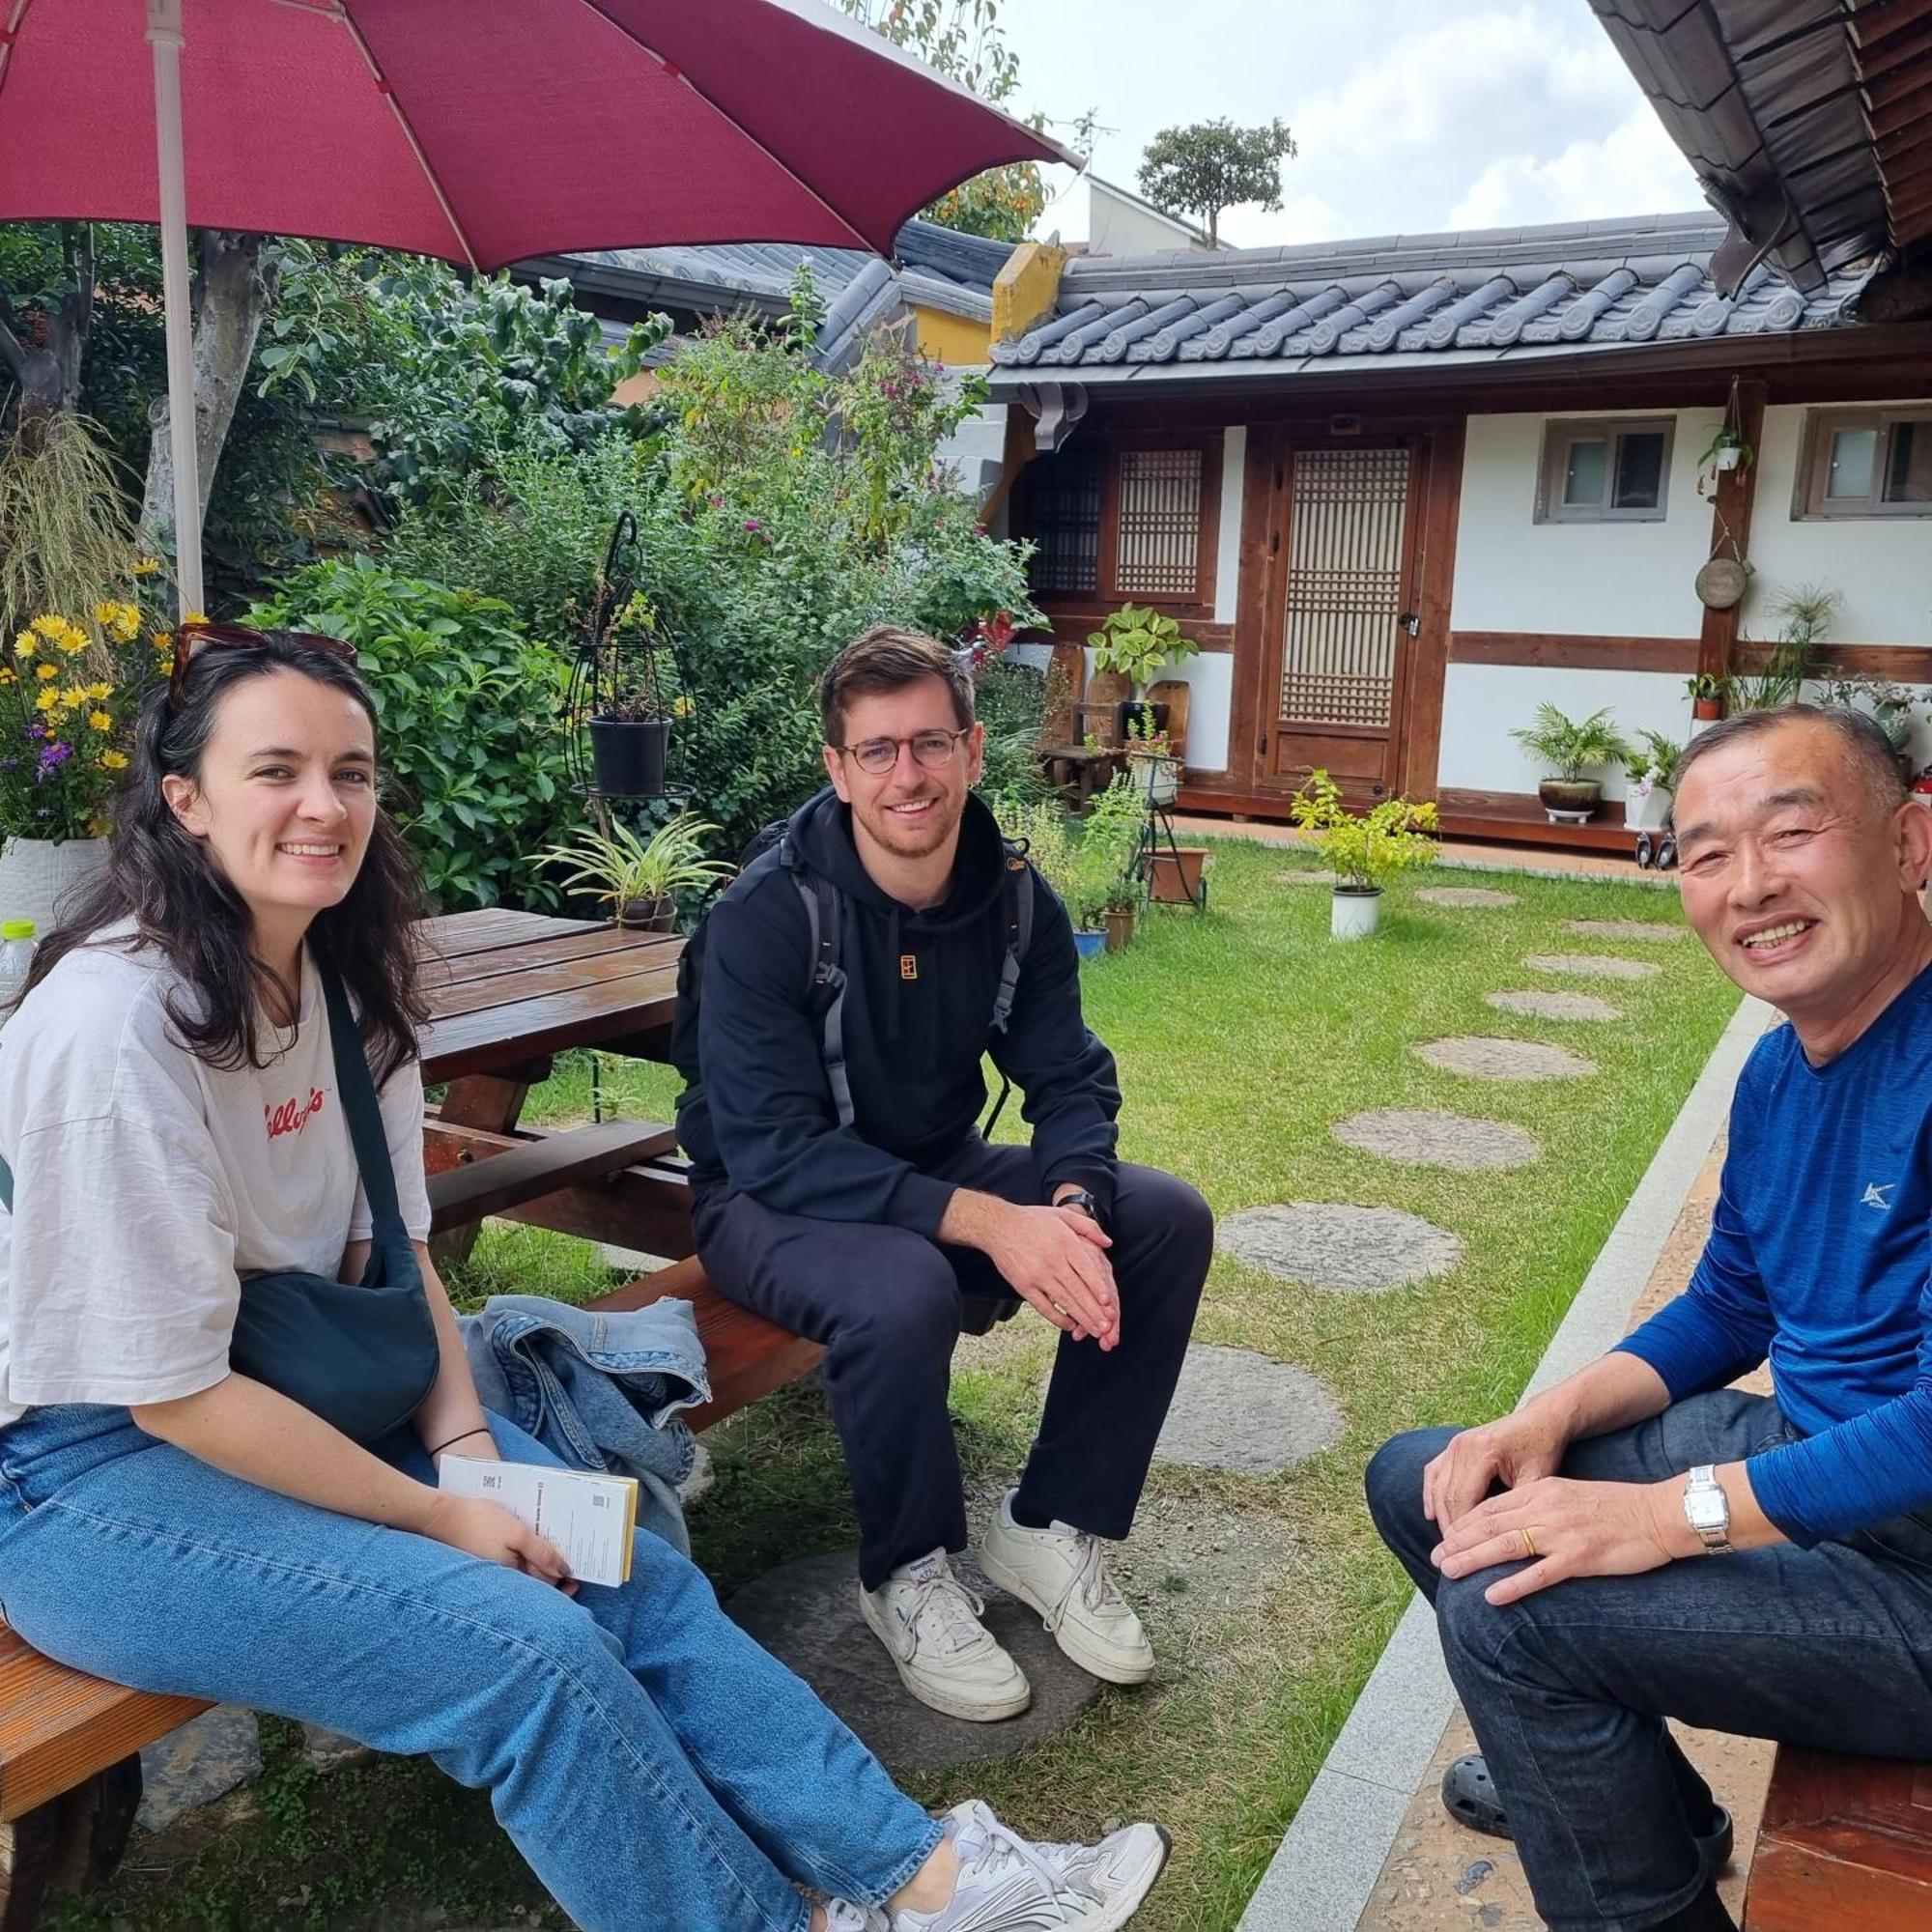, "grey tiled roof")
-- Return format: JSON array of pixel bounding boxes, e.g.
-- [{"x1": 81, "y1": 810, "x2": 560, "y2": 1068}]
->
[{"x1": 988, "y1": 213, "x2": 1879, "y2": 384}]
